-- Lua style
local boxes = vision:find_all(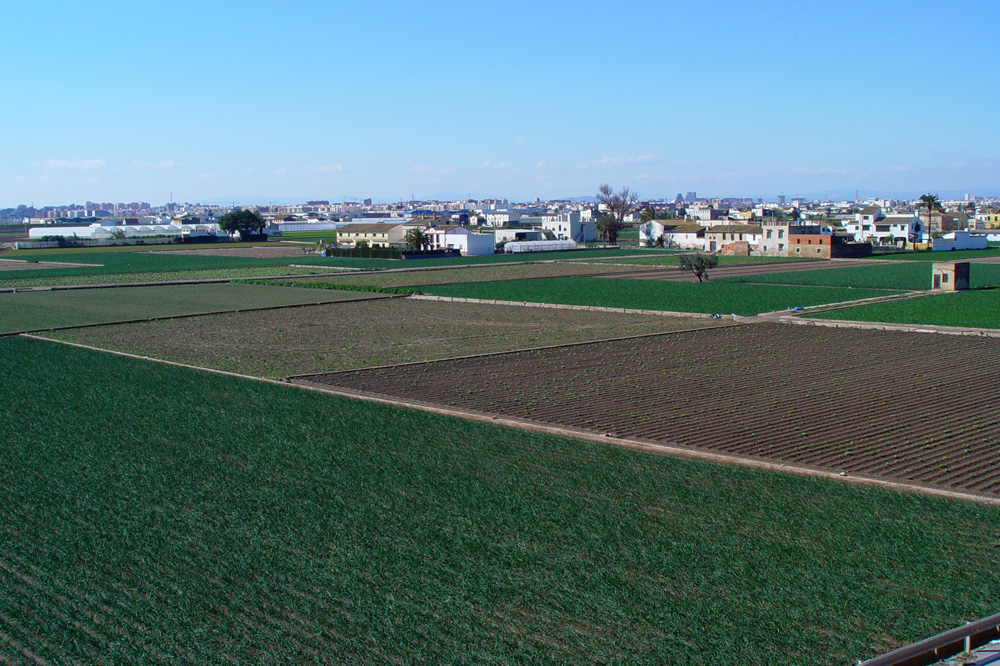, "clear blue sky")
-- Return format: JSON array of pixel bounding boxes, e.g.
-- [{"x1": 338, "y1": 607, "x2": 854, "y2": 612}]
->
[{"x1": 4, "y1": 0, "x2": 998, "y2": 206}]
